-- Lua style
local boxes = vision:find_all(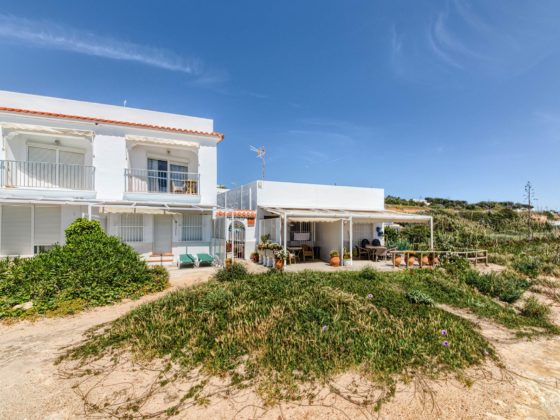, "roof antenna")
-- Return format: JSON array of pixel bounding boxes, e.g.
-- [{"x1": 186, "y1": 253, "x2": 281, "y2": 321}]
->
[
  {"x1": 123, "y1": 99, "x2": 127, "y2": 107},
  {"x1": 249, "y1": 145, "x2": 266, "y2": 180}
]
